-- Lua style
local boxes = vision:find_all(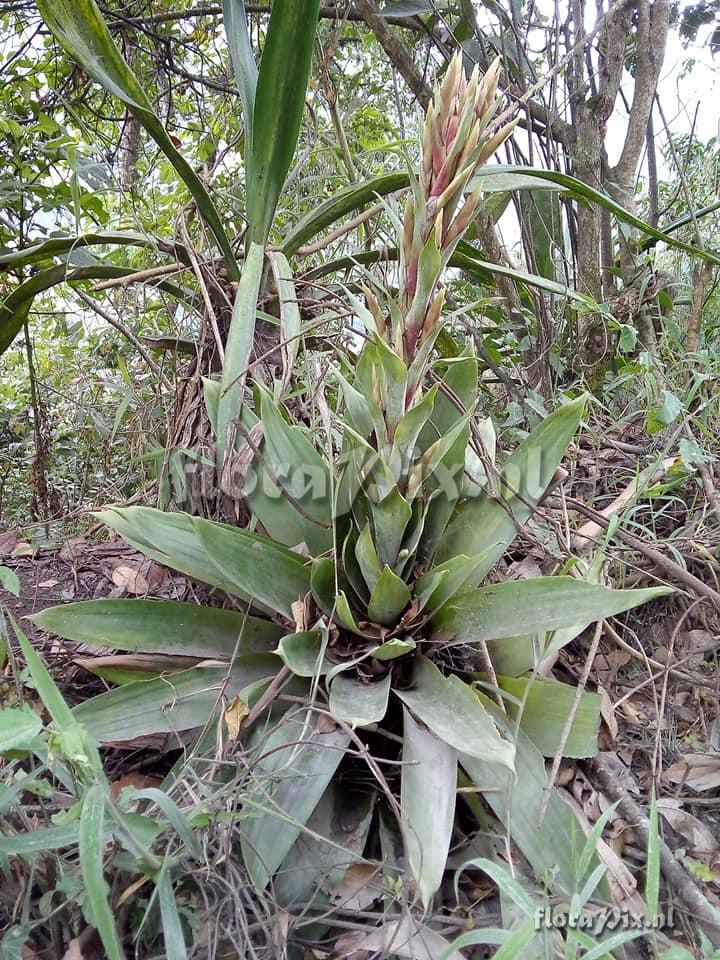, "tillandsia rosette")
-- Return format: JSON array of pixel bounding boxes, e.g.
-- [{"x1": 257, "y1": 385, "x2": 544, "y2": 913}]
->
[{"x1": 30, "y1": 55, "x2": 671, "y2": 912}]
